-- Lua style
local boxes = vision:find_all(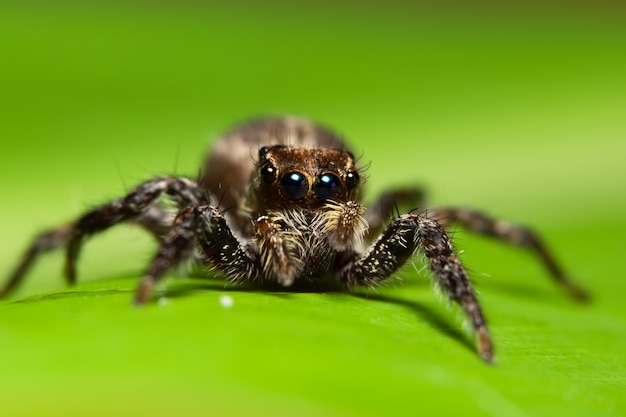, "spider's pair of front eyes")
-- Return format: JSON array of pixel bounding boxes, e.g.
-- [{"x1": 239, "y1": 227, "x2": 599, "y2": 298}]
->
[{"x1": 261, "y1": 165, "x2": 359, "y2": 201}]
